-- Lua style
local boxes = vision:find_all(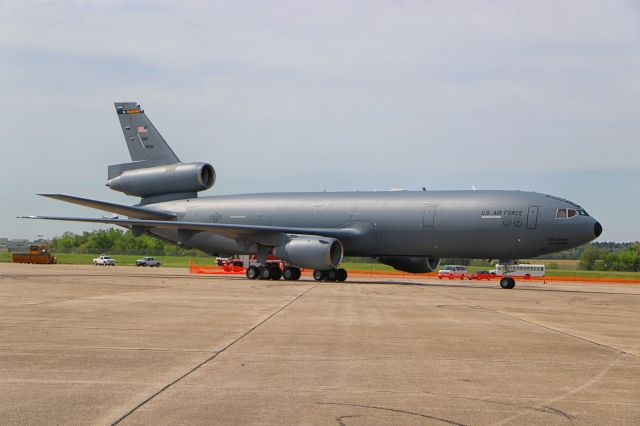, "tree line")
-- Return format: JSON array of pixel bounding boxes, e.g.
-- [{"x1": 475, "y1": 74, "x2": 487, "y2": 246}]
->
[
  {"x1": 50, "y1": 229, "x2": 201, "y2": 256},
  {"x1": 49, "y1": 229, "x2": 640, "y2": 271},
  {"x1": 578, "y1": 242, "x2": 640, "y2": 272}
]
